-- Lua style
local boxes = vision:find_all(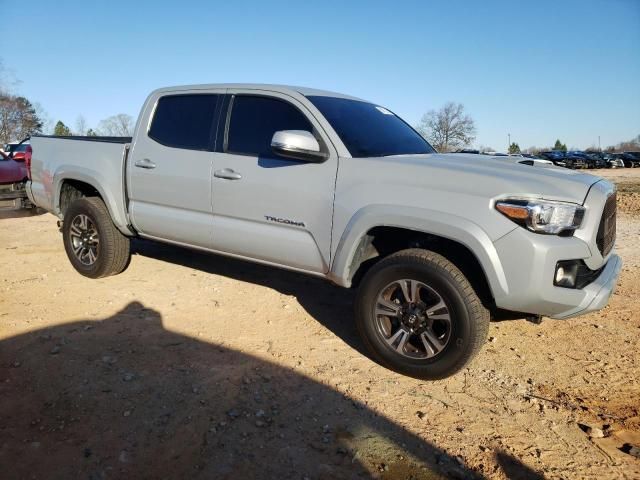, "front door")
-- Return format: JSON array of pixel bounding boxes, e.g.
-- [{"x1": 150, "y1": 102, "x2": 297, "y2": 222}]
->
[
  {"x1": 211, "y1": 91, "x2": 338, "y2": 273},
  {"x1": 128, "y1": 90, "x2": 223, "y2": 248}
]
